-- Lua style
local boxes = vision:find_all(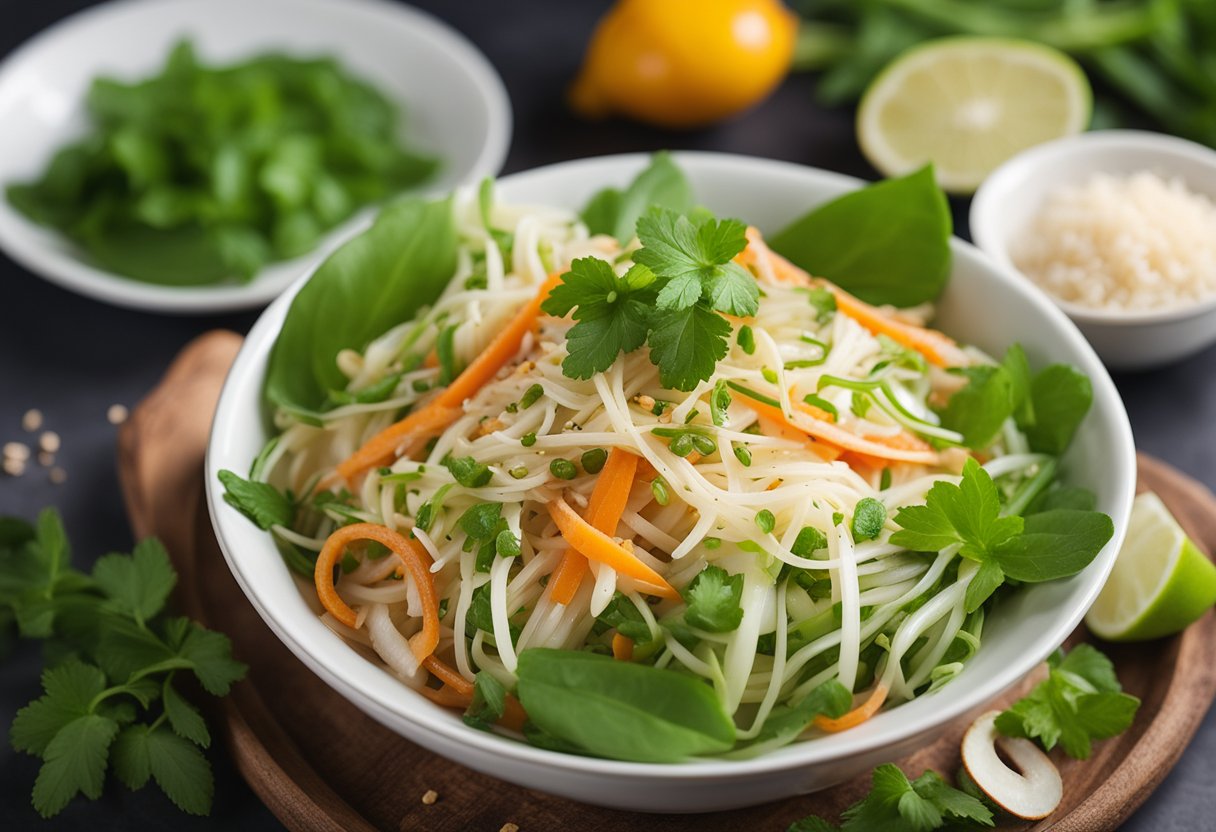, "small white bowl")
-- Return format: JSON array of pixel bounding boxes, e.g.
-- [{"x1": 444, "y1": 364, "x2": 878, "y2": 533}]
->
[
  {"x1": 0, "y1": 0, "x2": 510, "y2": 314},
  {"x1": 207, "y1": 152, "x2": 1135, "y2": 813},
  {"x1": 971, "y1": 130, "x2": 1216, "y2": 370}
]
